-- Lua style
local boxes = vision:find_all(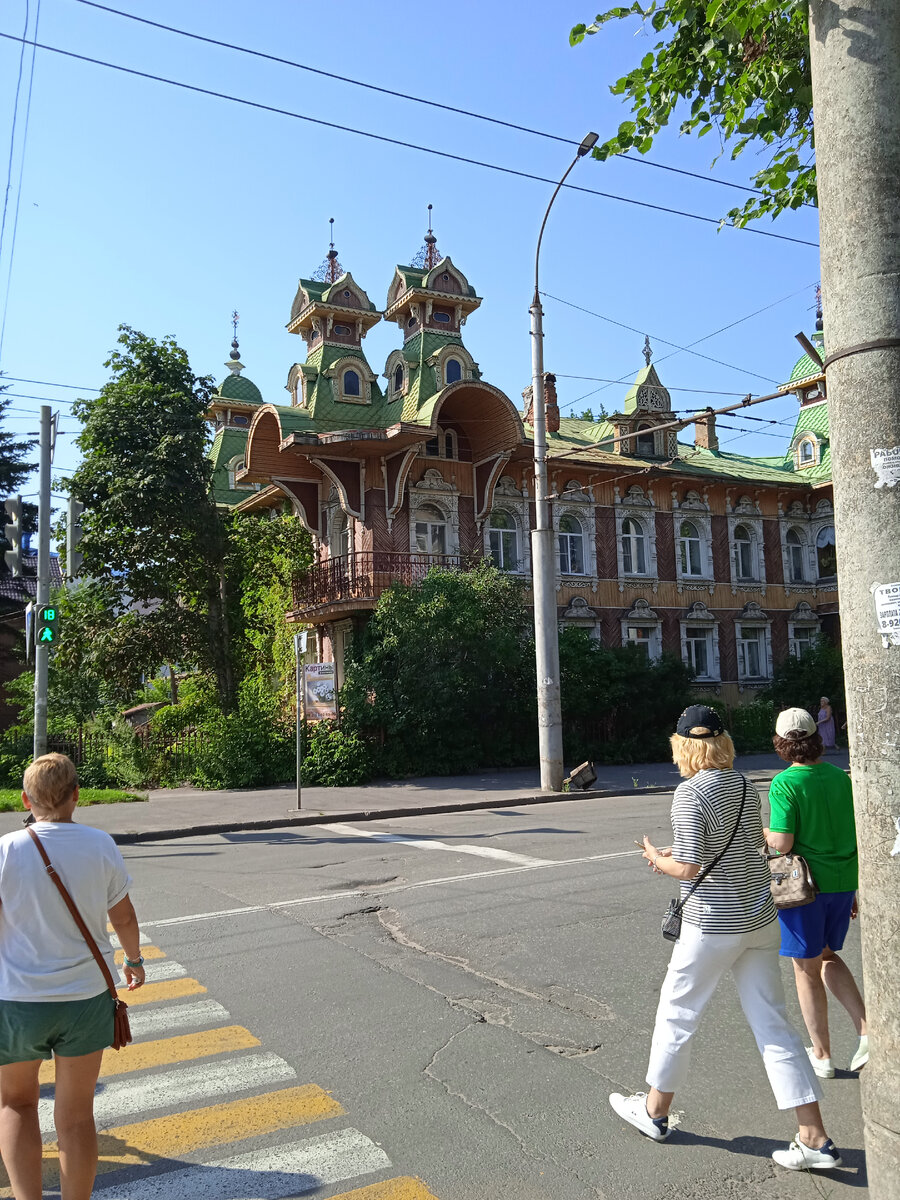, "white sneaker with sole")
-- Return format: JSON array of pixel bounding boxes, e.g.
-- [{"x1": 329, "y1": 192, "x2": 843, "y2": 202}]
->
[
  {"x1": 806, "y1": 1046, "x2": 835, "y2": 1078},
  {"x1": 608, "y1": 1092, "x2": 670, "y2": 1142},
  {"x1": 773, "y1": 1137, "x2": 843, "y2": 1171},
  {"x1": 849, "y1": 1035, "x2": 868, "y2": 1072}
]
